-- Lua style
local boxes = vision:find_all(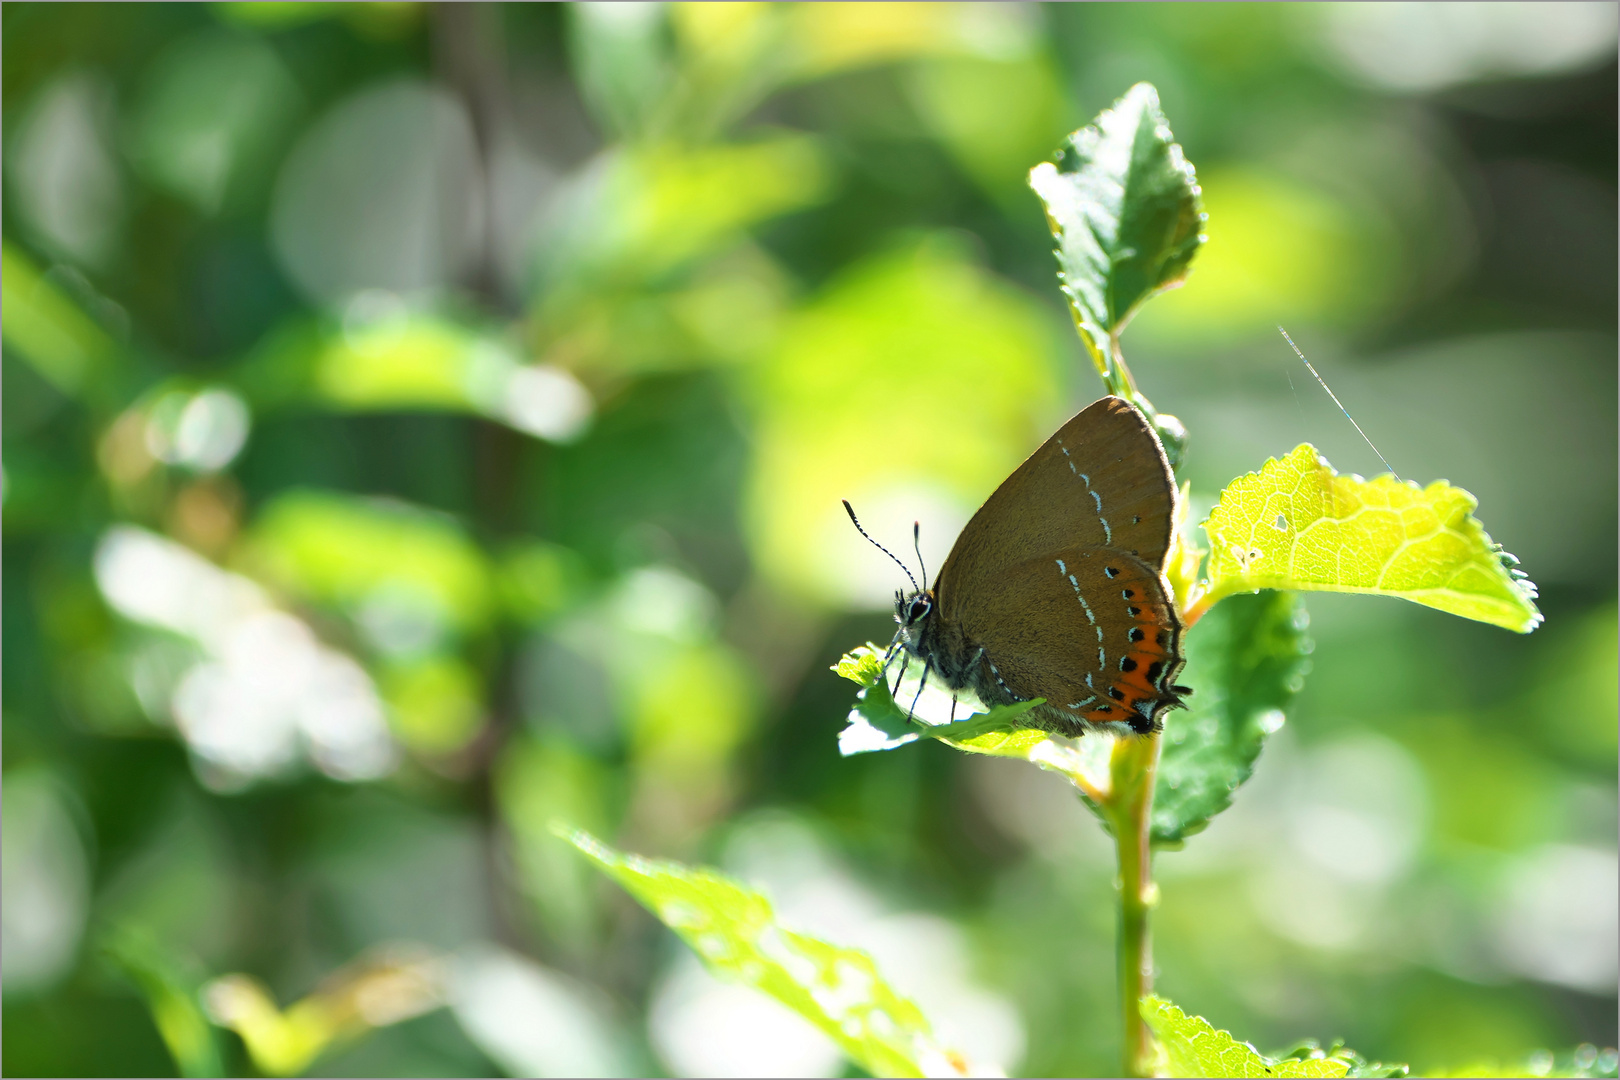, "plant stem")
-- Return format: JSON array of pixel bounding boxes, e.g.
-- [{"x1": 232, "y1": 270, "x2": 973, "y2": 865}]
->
[{"x1": 1108, "y1": 731, "x2": 1163, "y2": 1077}]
